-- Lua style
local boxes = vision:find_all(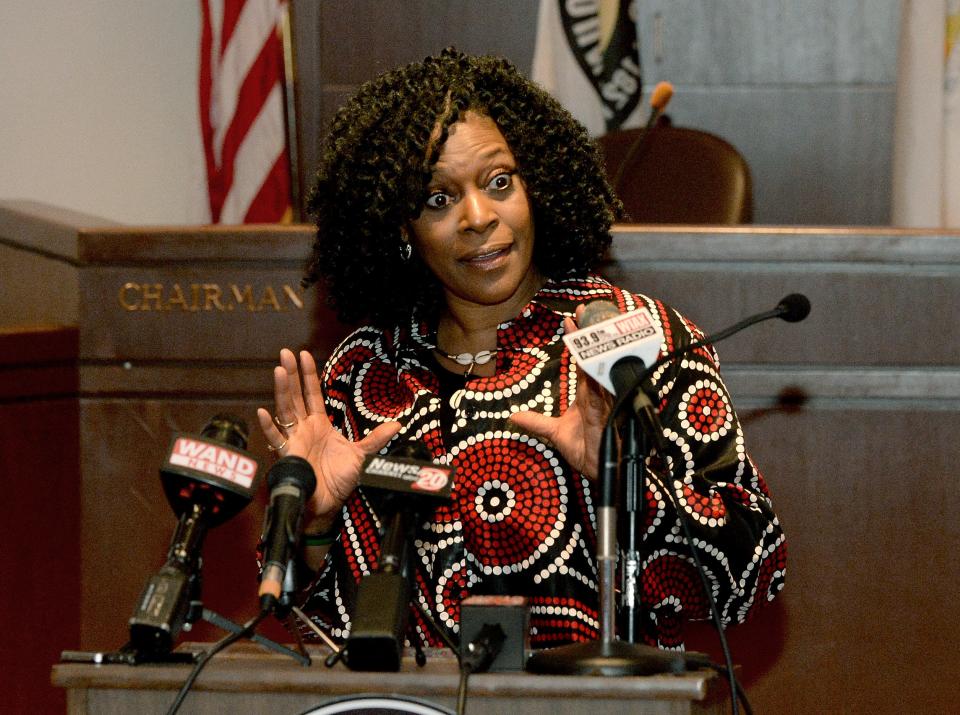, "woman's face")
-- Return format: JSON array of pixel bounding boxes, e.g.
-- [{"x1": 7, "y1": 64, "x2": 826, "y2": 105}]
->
[{"x1": 408, "y1": 111, "x2": 540, "y2": 316}]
